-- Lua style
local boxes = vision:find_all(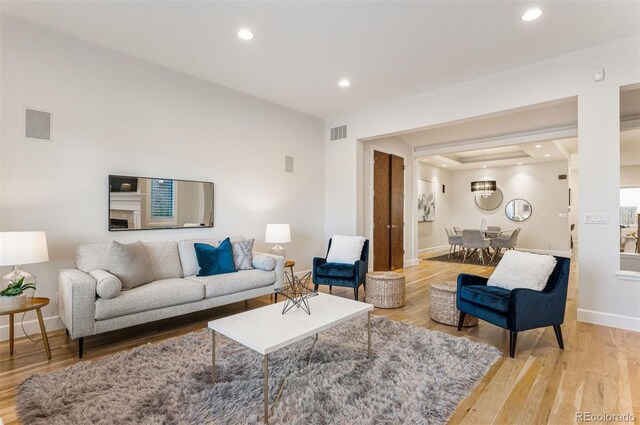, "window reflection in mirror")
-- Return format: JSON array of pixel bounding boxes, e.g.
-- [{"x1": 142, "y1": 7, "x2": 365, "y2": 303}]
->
[{"x1": 620, "y1": 84, "x2": 640, "y2": 272}]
